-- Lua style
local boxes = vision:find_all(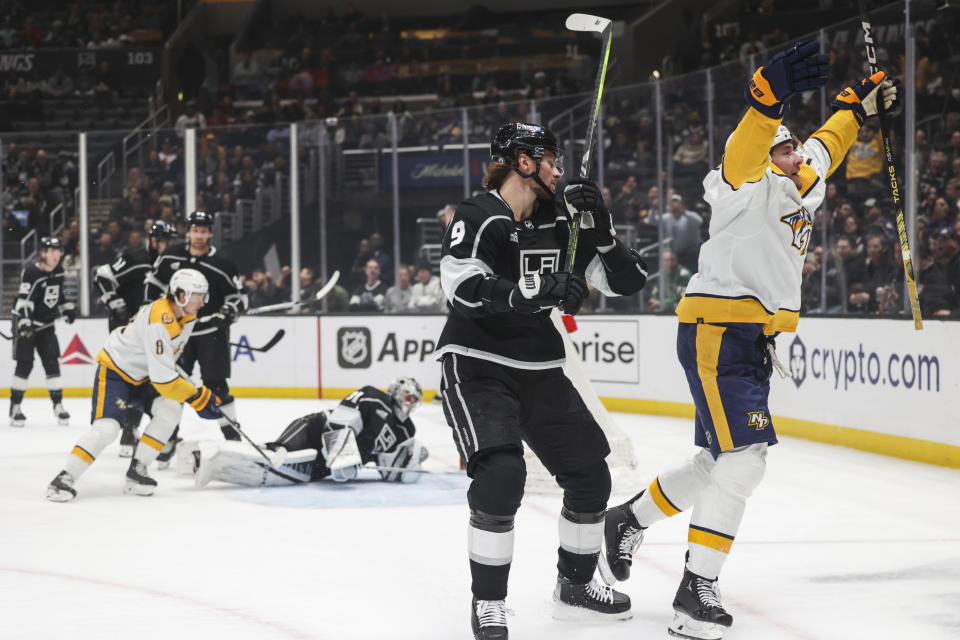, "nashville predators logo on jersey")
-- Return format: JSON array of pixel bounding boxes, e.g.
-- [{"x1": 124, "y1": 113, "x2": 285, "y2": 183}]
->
[
  {"x1": 780, "y1": 209, "x2": 813, "y2": 255},
  {"x1": 747, "y1": 411, "x2": 769, "y2": 431}
]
